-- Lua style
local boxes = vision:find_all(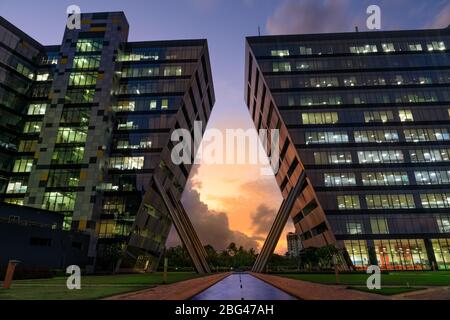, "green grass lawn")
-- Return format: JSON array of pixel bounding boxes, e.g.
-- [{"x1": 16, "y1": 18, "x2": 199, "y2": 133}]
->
[
  {"x1": 277, "y1": 271, "x2": 450, "y2": 287},
  {"x1": 0, "y1": 272, "x2": 200, "y2": 300},
  {"x1": 347, "y1": 286, "x2": 427, "y2": 296}
]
